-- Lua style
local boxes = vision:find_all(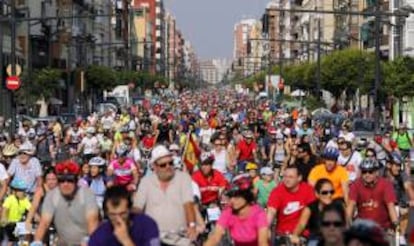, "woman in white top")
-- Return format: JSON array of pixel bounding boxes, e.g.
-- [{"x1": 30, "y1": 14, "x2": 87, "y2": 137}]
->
[{"x1": 211, "y1": 135, "x2": 231, "y2": 178}]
